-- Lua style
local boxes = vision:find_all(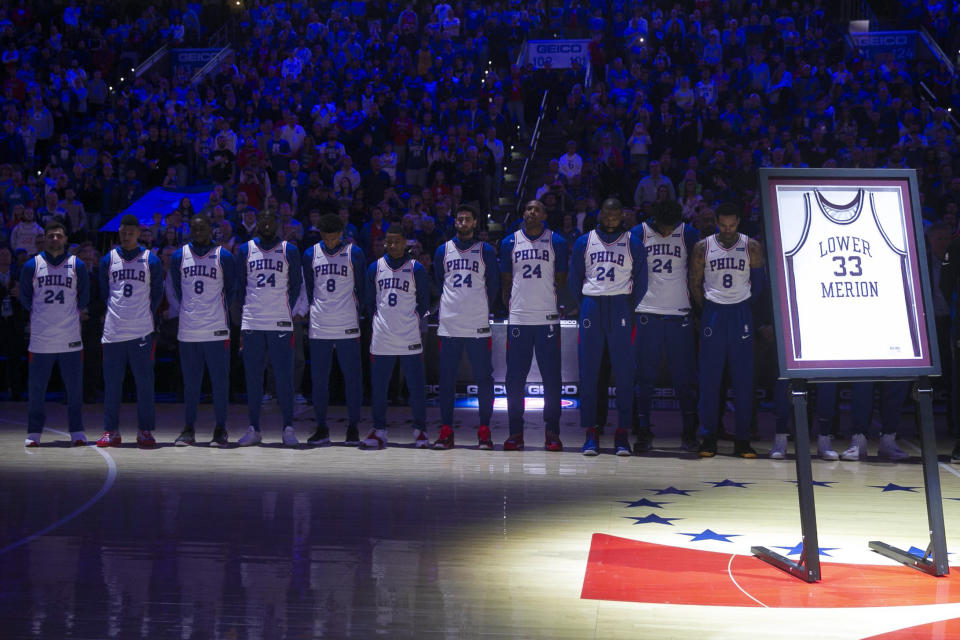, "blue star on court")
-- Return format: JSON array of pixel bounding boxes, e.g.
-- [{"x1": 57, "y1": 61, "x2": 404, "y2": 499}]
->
[
  {"x1": 869, "y1": 483, "x2": 920, "y2": 492},
  {"x1": 620, "y1": 498, "x2": 671, "y2": 509},
  {"x1": 625, "y1": 514, "x2": 682, "y2": 526},
  {"x1": 704, "y1": 479, "x2": 754, "y2": 488},
  {"x1": 784, "y1": 480, "x2": 837, "y2": 488},
  {"x1": 648, "y1": 486, "x2": 699, "y2": 496},
  {"x1": 774, "y1": 542, "x2": 838, "y2": 557},
  {"x1": 907, "y1": 546, "x2": 953, "y2": 557},
  {"x1": 680, "y1": 529, "x2": 741, "y2": 543}
]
